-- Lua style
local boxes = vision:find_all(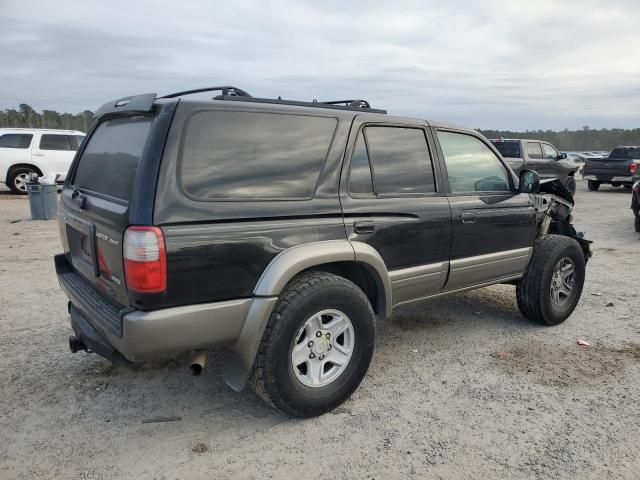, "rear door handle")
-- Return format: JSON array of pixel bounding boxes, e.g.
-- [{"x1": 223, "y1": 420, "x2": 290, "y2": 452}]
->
[
  {"x1": 354, "y1": 220, "x2": 375, "y2": 234},
  {"x1": 461, "y1": 212, "x2": 476, "y2": 224}
]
